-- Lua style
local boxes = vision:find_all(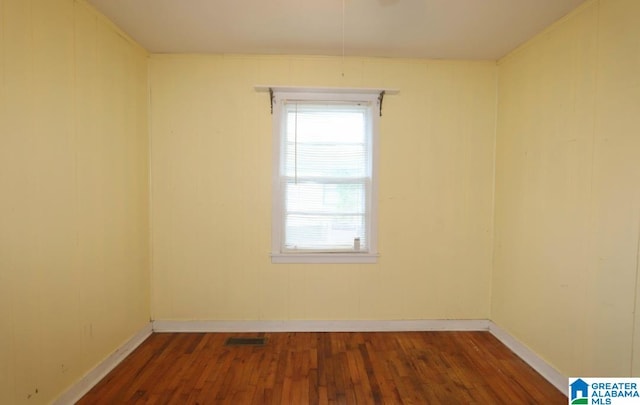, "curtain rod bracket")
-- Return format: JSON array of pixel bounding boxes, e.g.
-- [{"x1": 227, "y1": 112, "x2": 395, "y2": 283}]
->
[
  {"x1": 378, "y1": 91, "x2": 385, "y2": 117},
  {"x1": 269, "y1": 88, "x2": 274, "y2": 114}
]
